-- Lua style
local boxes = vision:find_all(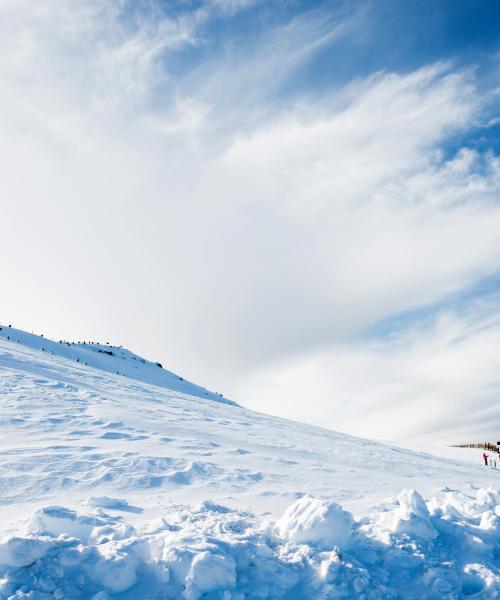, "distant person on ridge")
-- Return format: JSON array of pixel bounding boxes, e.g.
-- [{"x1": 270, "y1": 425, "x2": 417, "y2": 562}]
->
[{"x1": 483, "y1": 452, "x2": 489, "y2": 466}]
